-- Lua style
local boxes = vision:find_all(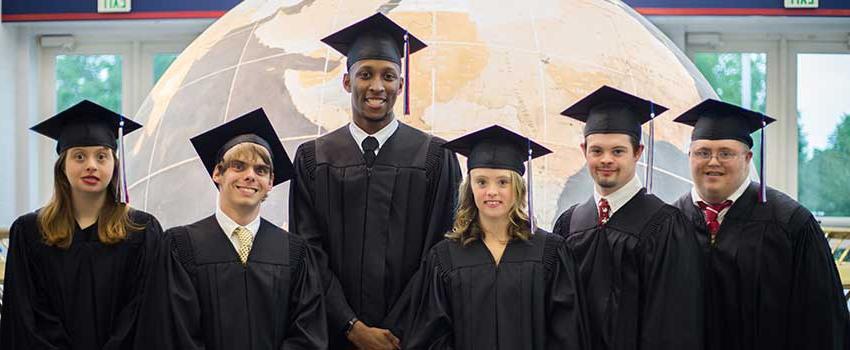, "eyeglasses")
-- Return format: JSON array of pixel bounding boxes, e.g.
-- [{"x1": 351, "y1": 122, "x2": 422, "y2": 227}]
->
[{"x1": 690, "y1": 150, "x2": 744, "y2": 161}]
